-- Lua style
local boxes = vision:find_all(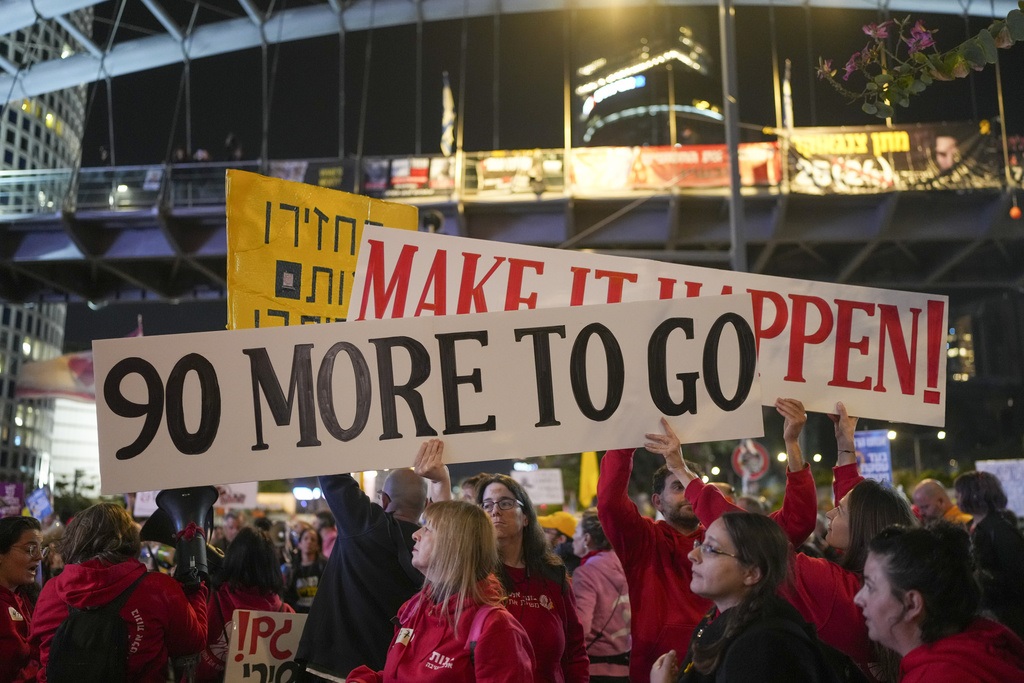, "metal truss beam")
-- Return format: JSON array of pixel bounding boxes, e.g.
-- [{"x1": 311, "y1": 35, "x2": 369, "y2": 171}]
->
[{"x1": 0, "y1": 0, "x2": 1019, "y2": 101}]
